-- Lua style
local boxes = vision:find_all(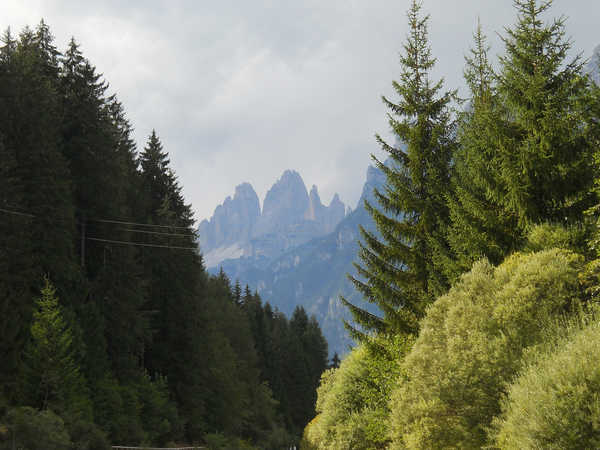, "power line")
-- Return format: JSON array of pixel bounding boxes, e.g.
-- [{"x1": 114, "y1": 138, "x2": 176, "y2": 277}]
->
[
  {"x1": 87, "y1": 237, "x2": 198, "y2": 251},
  {"x1": 0, "y1": 207, "x2": 35, "y2": 218},
  {"x1": 89, "y1": 217, "x2": 192, "y2": 230},
  {"x1": 1, "y1": 206, "x2": 200, "y2": 251},
  {"x1": 119, "y1": 228, "x2": 195, "y2": 238},
  {"x1": 0, "y1": 206, "x2": 195, "y2": 231}
]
